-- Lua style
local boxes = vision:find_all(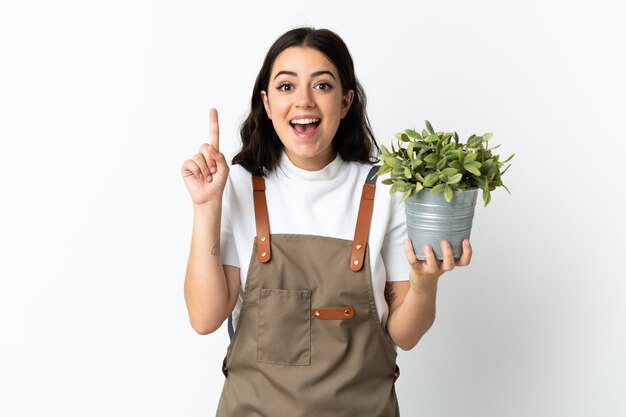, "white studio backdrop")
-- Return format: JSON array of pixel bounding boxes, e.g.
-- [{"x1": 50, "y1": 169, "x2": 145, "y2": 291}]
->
[{"x1": 1, "y1": 0, "x2": 625, "y2": 416}]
